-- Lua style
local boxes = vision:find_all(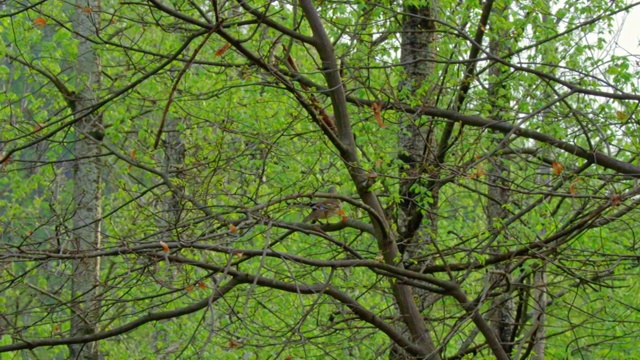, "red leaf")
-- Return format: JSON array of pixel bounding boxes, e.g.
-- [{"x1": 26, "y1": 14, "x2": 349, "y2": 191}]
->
[
  {"x1": 34, "y1": 17, "x2": 46, "y2": 28},
  {"x1": 371, "y1": 102, "x2": 385, "y2": 127},
  {"x1": 552, "y1": 161, "x2": 564, "y2": 175},
  {"x1": 159, "y1": 241, "x2": 170, "y2": 252},
  {"x1": 611, "y1": 195, "x2": 622, "y2": 207},
  {"x1": 214, "y1": 43, "x2": 231, "y2": 57},
  {"x1": 129, "y1": 149, "x2": 136, "y2": 171},
  {"x1": 569, "y1": 177, "x2": 580, "y2": 195}
]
